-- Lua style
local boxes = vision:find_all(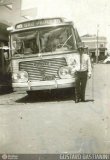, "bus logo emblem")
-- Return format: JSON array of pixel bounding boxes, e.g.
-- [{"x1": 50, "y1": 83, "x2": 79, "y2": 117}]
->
[{"x1": 33, "y1": 61, "x2": 51, "y2": 68}]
